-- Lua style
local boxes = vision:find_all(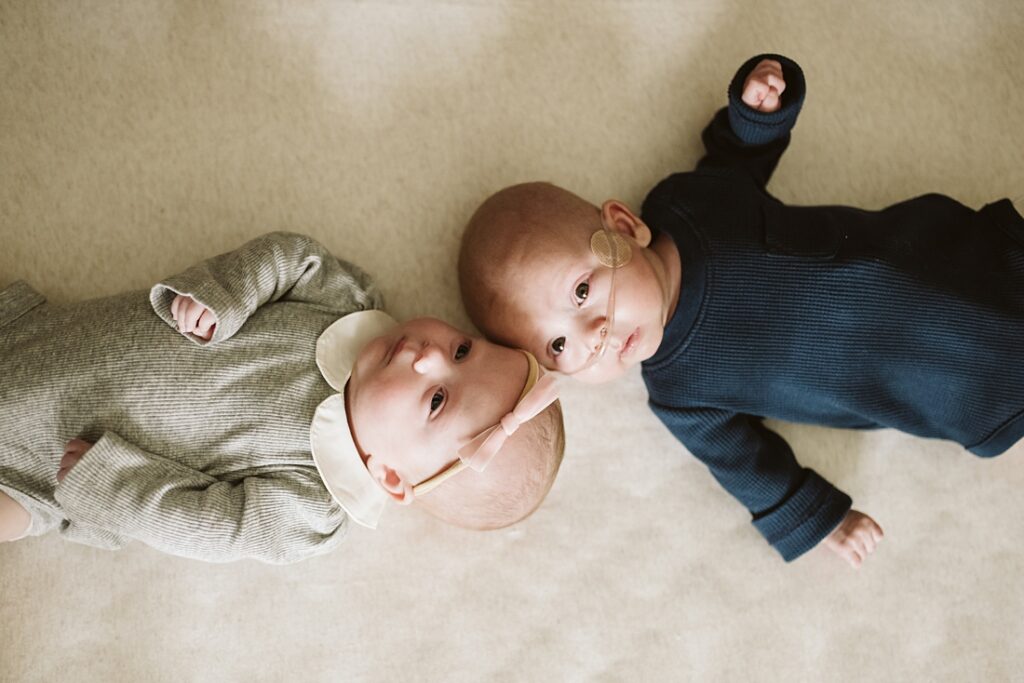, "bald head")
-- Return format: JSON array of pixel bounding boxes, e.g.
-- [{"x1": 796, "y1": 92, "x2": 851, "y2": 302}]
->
[
  {"x1": 415, "y1": 400, "x2": 565, "y2": 530},
  {"x1": 459, "y1": 182, "x2": 600, "y2": 344}
]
